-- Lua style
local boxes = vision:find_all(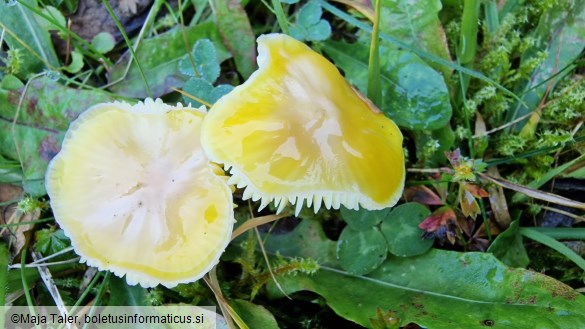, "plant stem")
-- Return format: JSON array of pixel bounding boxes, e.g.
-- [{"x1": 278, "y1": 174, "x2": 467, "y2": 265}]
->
[{"x1": 367, "y1": 0, "x2": 381, "y2": 107}]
